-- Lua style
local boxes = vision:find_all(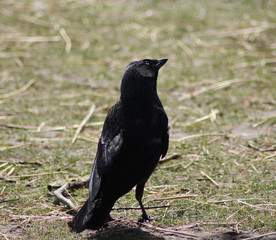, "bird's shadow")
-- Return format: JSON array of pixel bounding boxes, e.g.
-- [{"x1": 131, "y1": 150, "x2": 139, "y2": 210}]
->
[
  {"x1": 87, "y1": 223, "x2": 164, "y2": 240},
  {"x1": 84, "y1": 219, "x2": 260, "y2": 240}
]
